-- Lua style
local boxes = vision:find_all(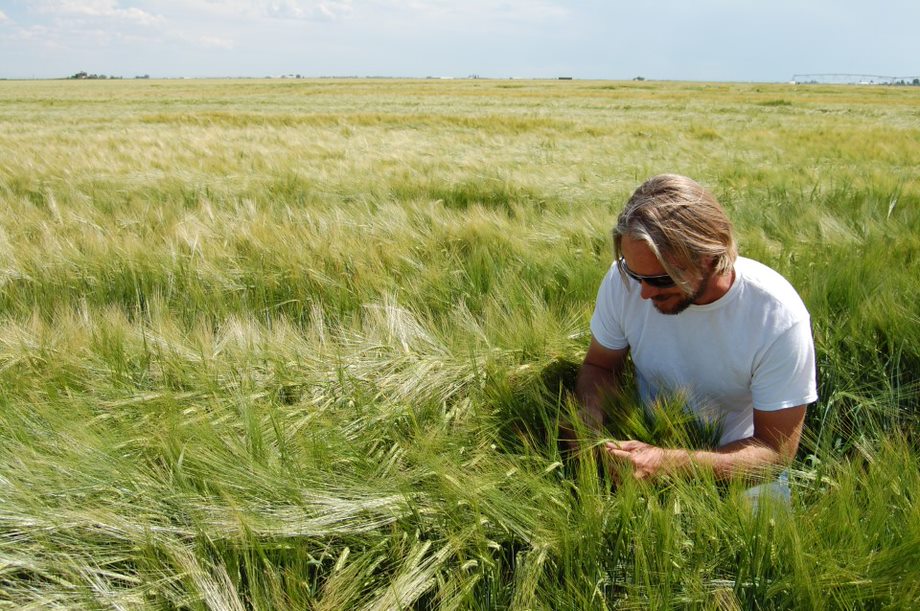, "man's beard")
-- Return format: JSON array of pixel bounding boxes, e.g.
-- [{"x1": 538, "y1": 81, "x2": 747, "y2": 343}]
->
[{"x1": 652, "y1": 272, "x2": 710, "y2": 315}]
